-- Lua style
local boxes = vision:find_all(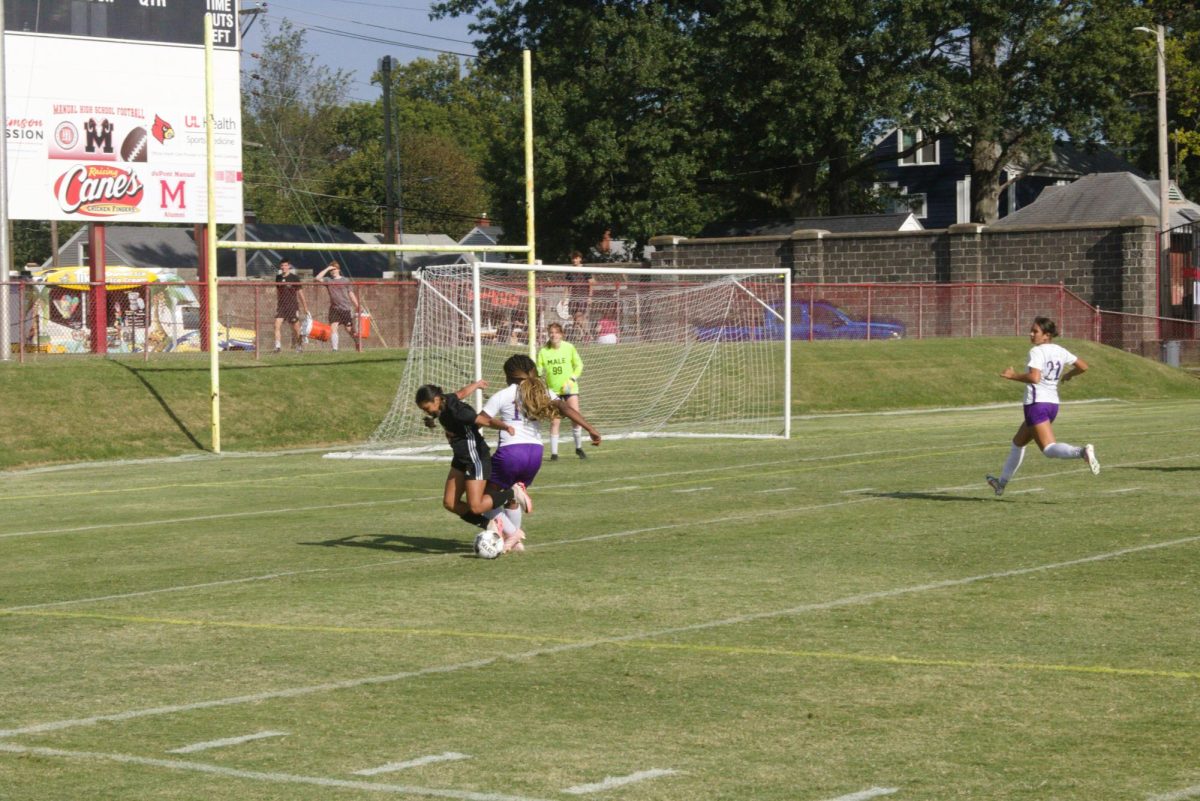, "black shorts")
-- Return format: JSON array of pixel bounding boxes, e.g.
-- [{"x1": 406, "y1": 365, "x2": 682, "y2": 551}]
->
[
  {"x1": 329, "y1": 306, "x2": 354, "y2": 327},
  {"x1": 276, "y1": 303, "x2": 299, "y2": 322},
  {"x1": 450, "y1": 439, "x2": 492, "y2": 481}
]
